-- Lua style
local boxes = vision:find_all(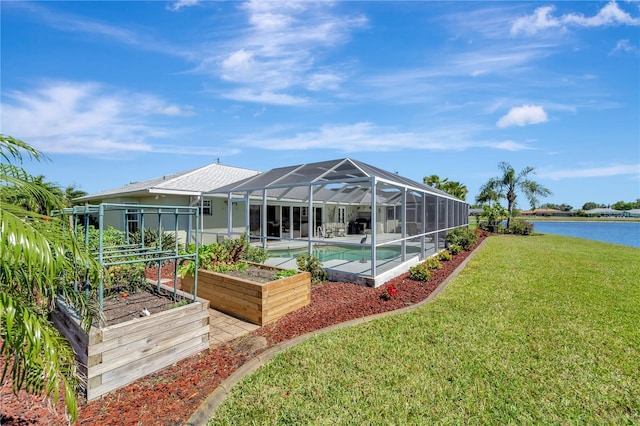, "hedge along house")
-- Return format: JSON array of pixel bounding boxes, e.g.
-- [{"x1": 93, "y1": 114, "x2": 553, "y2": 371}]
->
[
  {"x1": 74, "y1": 162, "x2": 261, "y2": 244},
  {"x1": 208, "y1": 158, "x2": 469, "y2": 287}
]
